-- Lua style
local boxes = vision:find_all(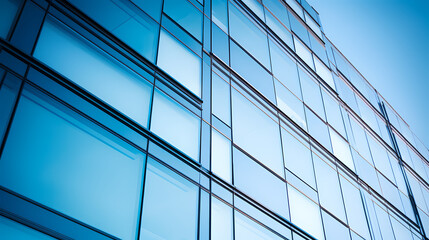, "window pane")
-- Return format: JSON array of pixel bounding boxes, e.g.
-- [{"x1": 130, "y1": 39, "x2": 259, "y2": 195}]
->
[
  {"x1": 306, "y1": 108, "x2": 332, "y2": 151},
  {"x1": 300, "y1": 69, "x2": 325, "y2": 119},
  {"x1": 322, "y1": 91, "x2": 346, "y2": 137},
  {"x1": 289, "y1": 13, "x2": 310, "y2": 47},
  {"x1": 0, "y1": 91, "x2": 145, "y2": 240},
  {"x1": 229, "y1": 3, "x2": 270, "y2": 68},
  {"x1": 212, "y1": 129, "x2": 232, "y2": 183},
  {"x1": 212, "y1": 71, "x2": 231, "y2": 125},
  {"x1": 340, "y1": 177, "x2": 371, "y2": 239},
  {"x1": 150, "y1": 89, "x2": 200, "y2": 160},
  {"x1": 288, "y1": 186, "x2": 325, "y2": 240},
  {"x1": 294, "y1": 37, "x2": 313, "y2": 69},
  {"x1": 211, "y1": 197, "x2": 233, "y2": 240},
  {"x1": 67, "y1": 0, "x2": 159, "y2": 63},
  {"x1": 321, "y1": 211, "x2": 350, "y2": 240},
  {"x1": 230, "y1": 41, "x2": 276, "y2": 102},
  {"x1": 34, "y1": 19, "x2": 152, "y2": 127},
  {"x1": 130, "y1": 0, "x2": 163, "y2": 21},
  {"x1": 140, "y1": 158, "x2": 199, "y2": 240},
  {"x1": 0, "y1": 216, "x2": 55, "y2": 240},
  {"x1": 313, "y1": 155, "x2": 347, "y2": 222},
  {"x1": 0, "y1": 0, "x2": 22, "y2": 38},
  {"x1": 281, "y1": 125, "x2": 315, "y2": 187},
  {"x1": 232, "y1": 88, "x2": 284, "y2": 176},
  {"x1": 269, "y1": 40, "x2": 301, "y2": 99},
  {"x1": 233, "y1": 147, "x2": 289, "y2": 218},
  {"x1": 157, "y1": 29, "x2": 201, "y2": 97},
  {"x1": 212, "y1": 0, "x2": 228, "y2": 31},
  {"x1": 235, "y1": 211, "x2": 284, "y2": 240},
  {"x1": 275, "y1": 80, "x2": 306, "y2": 128},
  {"x1": 314, "y1": 58, "x2": 335, "y2": 90},
  {"x1": 330, "y1": 130, "x2": 355, "y2": 171},
  {"x1": 163, "y1": 0, "x2": 203, "y2": 41},
  {"x1": 242, "y1": 0, "x2": 265, "y2": 20},
  {"x1": 266, "y1": 14, "x2": 293, "y2": 49}
]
